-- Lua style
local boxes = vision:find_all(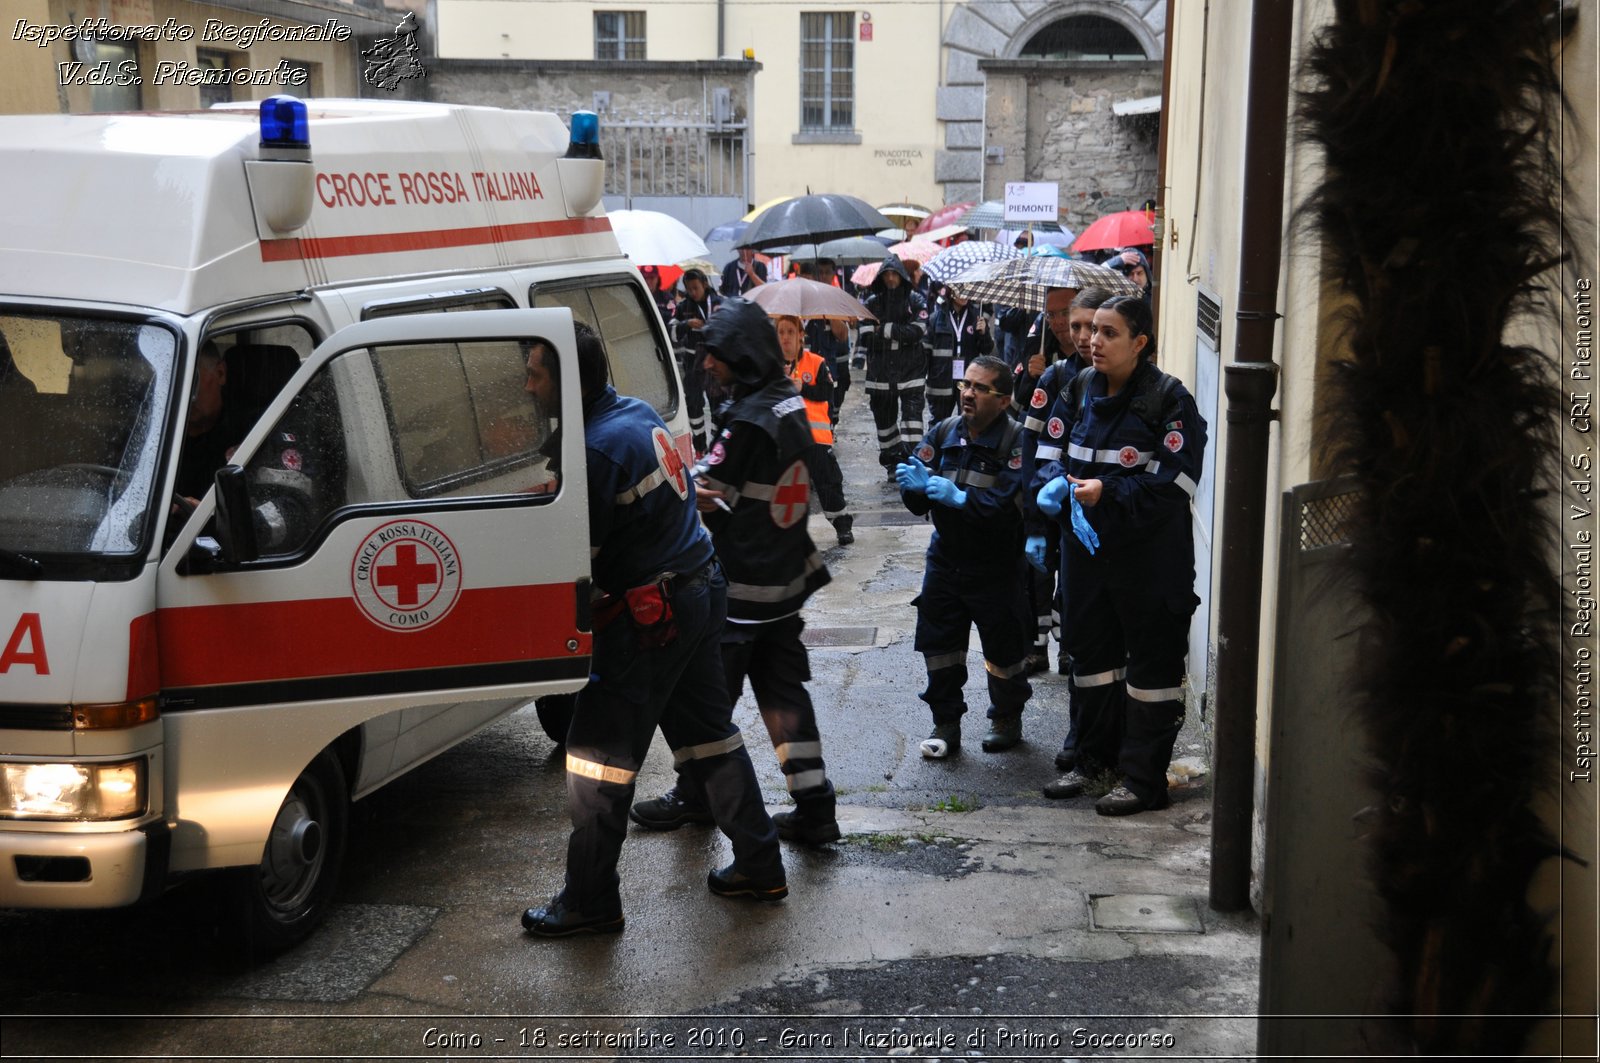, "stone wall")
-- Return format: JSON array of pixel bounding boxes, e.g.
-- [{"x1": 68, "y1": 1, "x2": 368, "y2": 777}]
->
[
  {"x1": 980, "y1": 59, "x2": 1160, "y2": 233},
  {"x1": 426, "y1": 58, "x2": 756, "y2": 122},
  {"x1": 939, "y1": 0, "x2": 1167, "y2": 203},
  {"x1": 425, "y1": 59, "x2": 758, "y2": 199}
]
